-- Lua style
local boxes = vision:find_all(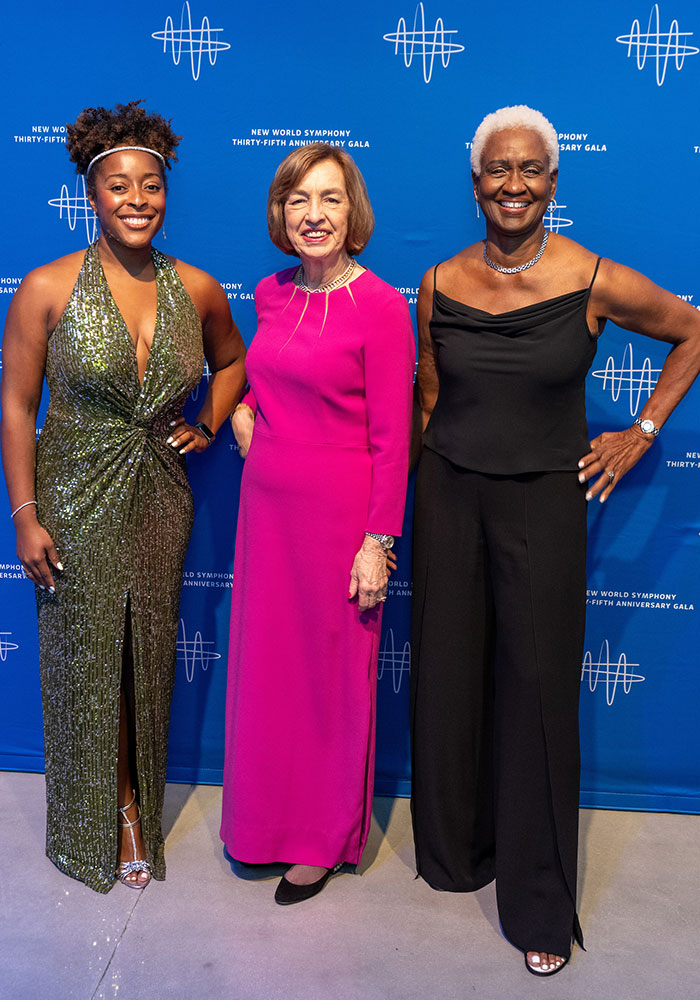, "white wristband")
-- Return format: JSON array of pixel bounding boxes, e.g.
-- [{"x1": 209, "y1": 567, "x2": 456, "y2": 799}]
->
[{"x1": 10, "y1": 500, "x2": 37, "y2": 519}]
